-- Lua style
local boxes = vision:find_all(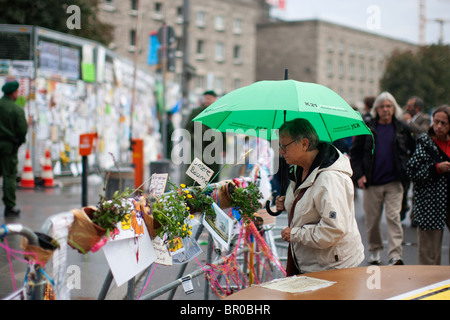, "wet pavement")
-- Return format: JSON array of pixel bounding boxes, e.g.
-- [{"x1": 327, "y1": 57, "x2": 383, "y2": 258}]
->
[{"x1": 0, "y1": 175, "x2": 449, "y2": 300}]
